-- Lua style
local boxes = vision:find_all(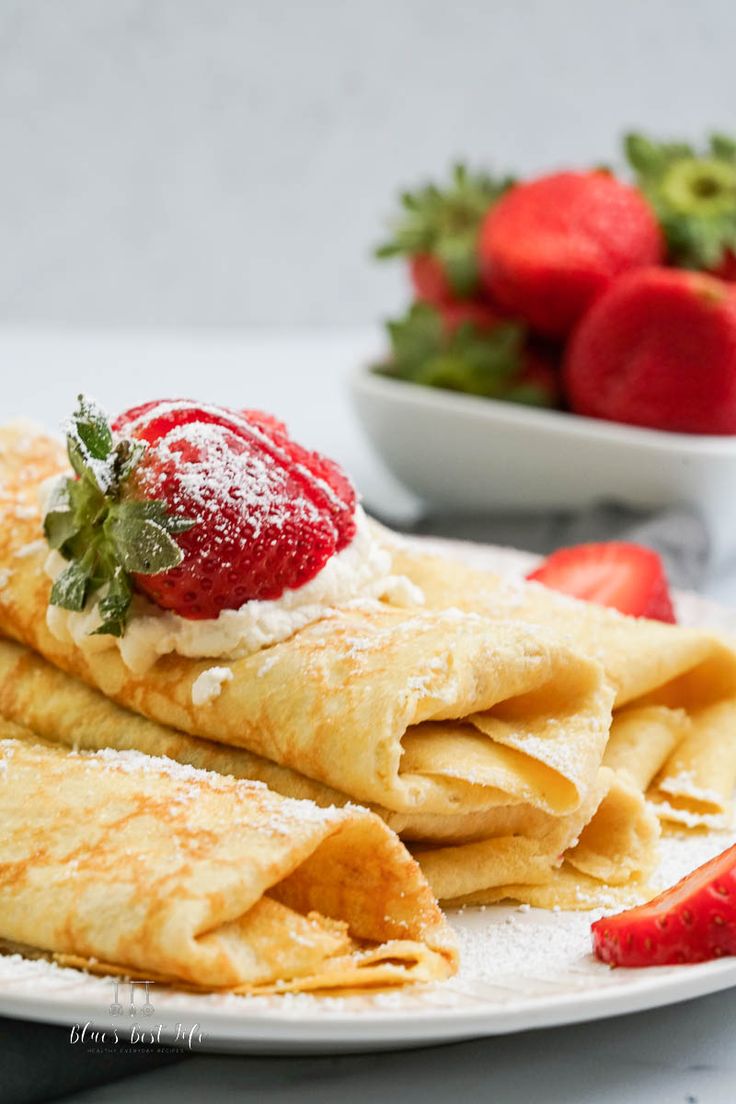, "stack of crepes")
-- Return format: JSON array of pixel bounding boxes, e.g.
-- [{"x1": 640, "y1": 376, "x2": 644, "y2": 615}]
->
[
  {"x1": 0, "y1": 423, "x2": 733, "y2": 932},
  {"x1": 392, "y1": 545, "x2": 736, "y2": 859}
]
